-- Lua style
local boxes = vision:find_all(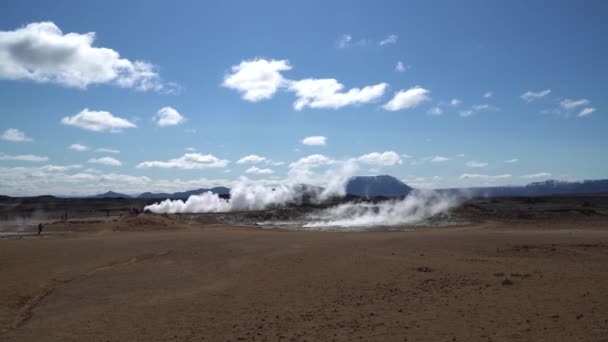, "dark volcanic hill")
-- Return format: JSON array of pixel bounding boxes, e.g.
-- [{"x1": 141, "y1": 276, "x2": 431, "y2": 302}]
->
[
  {"x1": 346, "y1": 175, "x2": 413, "y2": 198},
  {"x1": 90, "y1": 191, "x2": 131, "y2": 199}
]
